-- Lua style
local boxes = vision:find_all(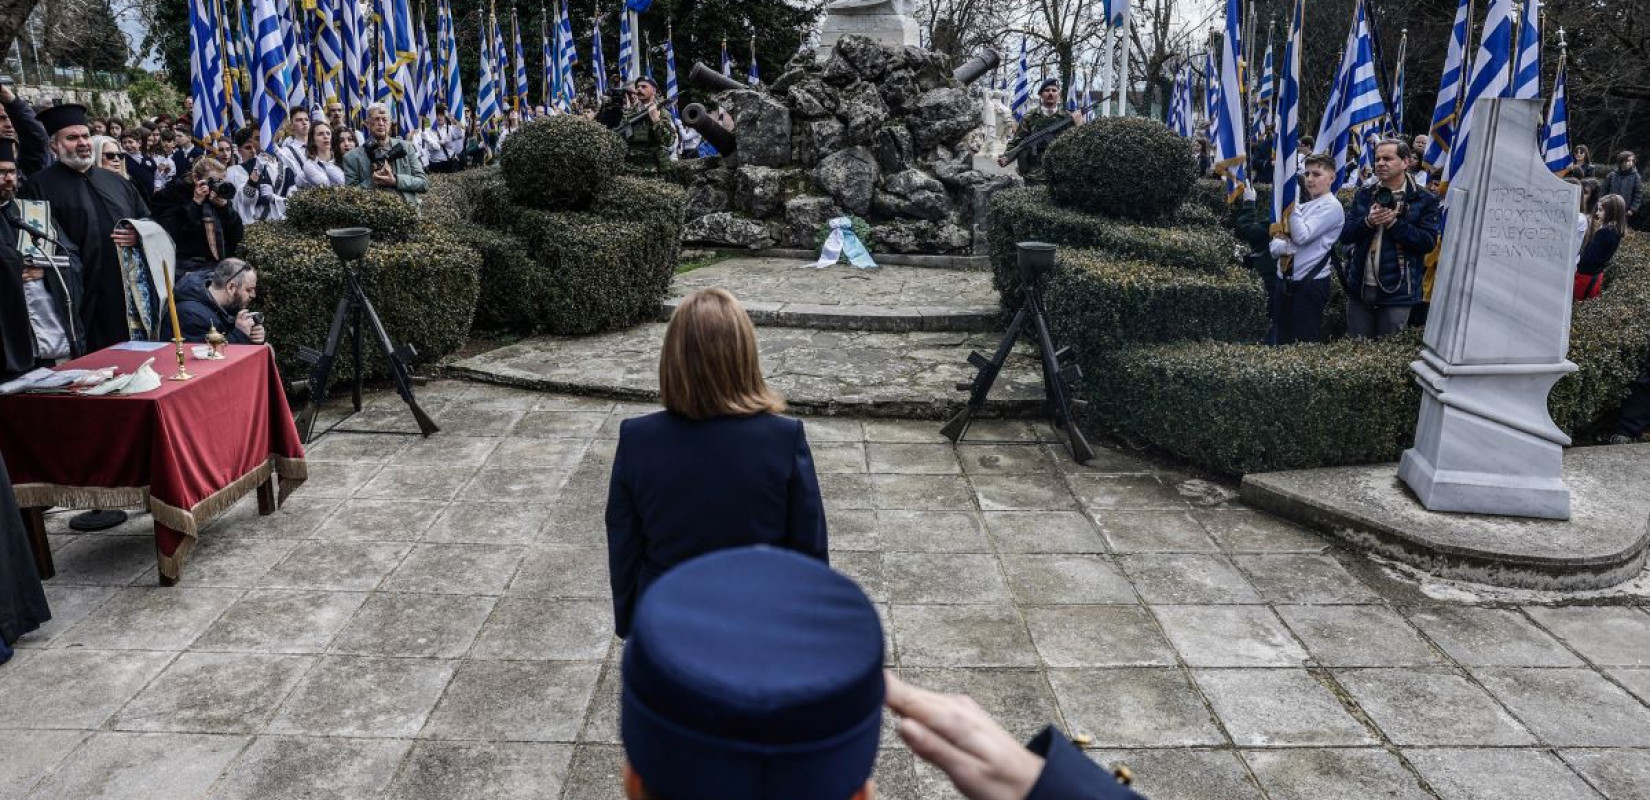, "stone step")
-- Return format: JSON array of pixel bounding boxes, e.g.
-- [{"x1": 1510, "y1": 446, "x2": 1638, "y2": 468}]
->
[
  {"x1": 446, "y1": 324, "x2": 1046, "y2": 419},
  {"x1": 666, "y1": 257, "x2": 1000, "y2": 333}
]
